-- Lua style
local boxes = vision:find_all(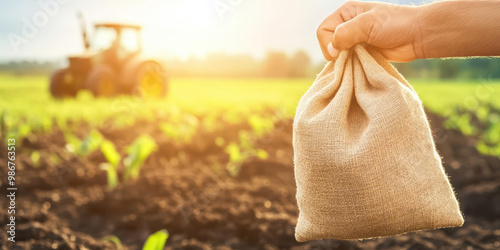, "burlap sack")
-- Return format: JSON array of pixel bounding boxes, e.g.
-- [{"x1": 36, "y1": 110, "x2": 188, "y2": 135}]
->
[{"x1": 293, "y1": 45, "x2": 463, "y2": 241}]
